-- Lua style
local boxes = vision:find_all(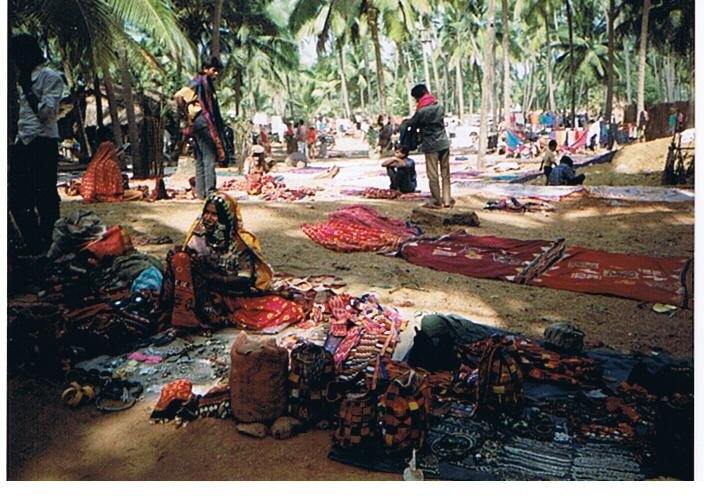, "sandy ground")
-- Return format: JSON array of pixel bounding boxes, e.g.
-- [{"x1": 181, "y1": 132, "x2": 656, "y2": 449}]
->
[{"x1": 6, "y1": 136, "x2": 695, "y2": 481}]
